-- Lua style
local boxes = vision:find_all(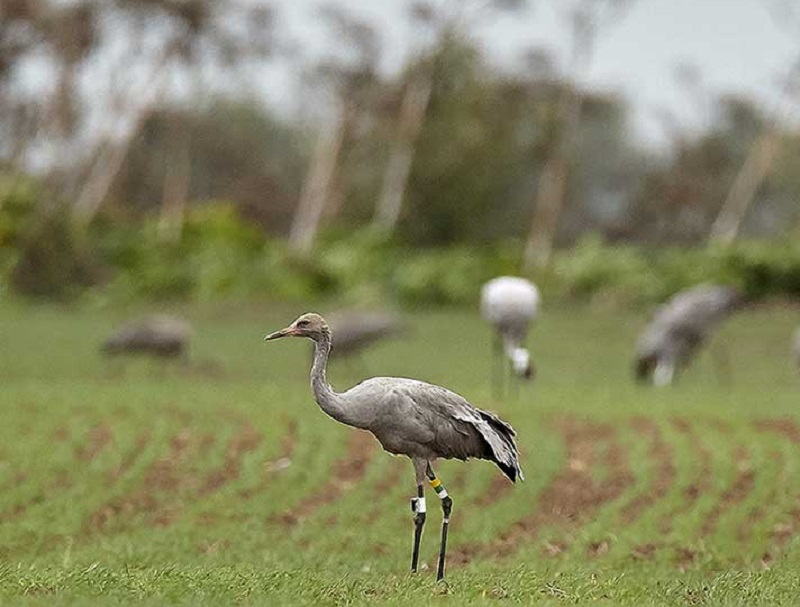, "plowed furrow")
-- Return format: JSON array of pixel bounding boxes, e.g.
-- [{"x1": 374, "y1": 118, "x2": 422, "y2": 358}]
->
[
  {"x1": 86, "y1": 427, "x2": 213, "y2": 531},
  {"x1": 619, "y1": 418, "x2": 675, "y2": 525},
  {"x1": 658, "y1": 418, "x2": 712, "y2": 534},
  {"x1": 449, "y1": 419, "x2": 633, "y2": 565},
  {"x1": 74, "y1": 423, "x2": 113, "y2": 463},
  {"x1": 754, "y1": 418, "x2": 800, "y2": 554},
  {"x1": 108, "y1": 432, "x2": 151, "y2": 485},
  {"x1": 199, "y1": 422, "x2": 262, "y2": 496},
  {"x1": 271, "y1": 429, "x2": 376, "y2": 527},
  {"x1": 737, "y1": 447, "x2": 783, "y2": 544},
  {"x1": 700, "y1": 445, "x2": 754, "y2": 537},
  {"x1": 237, "y1": 419, "x2": 298, "y2": 499}
]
